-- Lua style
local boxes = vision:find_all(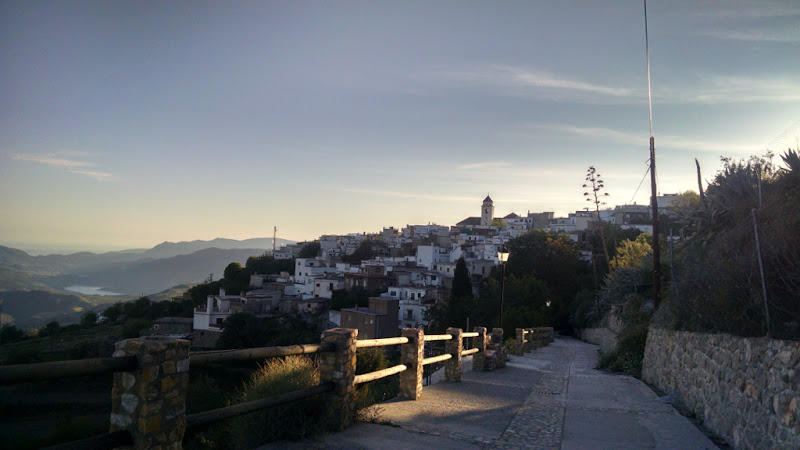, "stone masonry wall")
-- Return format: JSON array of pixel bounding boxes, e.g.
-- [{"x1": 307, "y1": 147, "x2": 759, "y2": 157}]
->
[
  {"x1": 577, "y1": 327, "x2": 618, "y2": 354},
  {"x1": 643, "y1": 327, "x2": 800, "y2": 449}
]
